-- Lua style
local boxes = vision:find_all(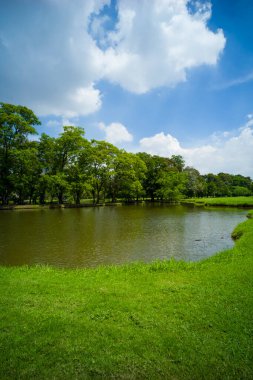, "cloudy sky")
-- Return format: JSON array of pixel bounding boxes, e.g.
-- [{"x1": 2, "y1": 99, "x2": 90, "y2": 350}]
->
[{"x1": 1, "y1": 0, "x2": 253, "y2": 176}]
